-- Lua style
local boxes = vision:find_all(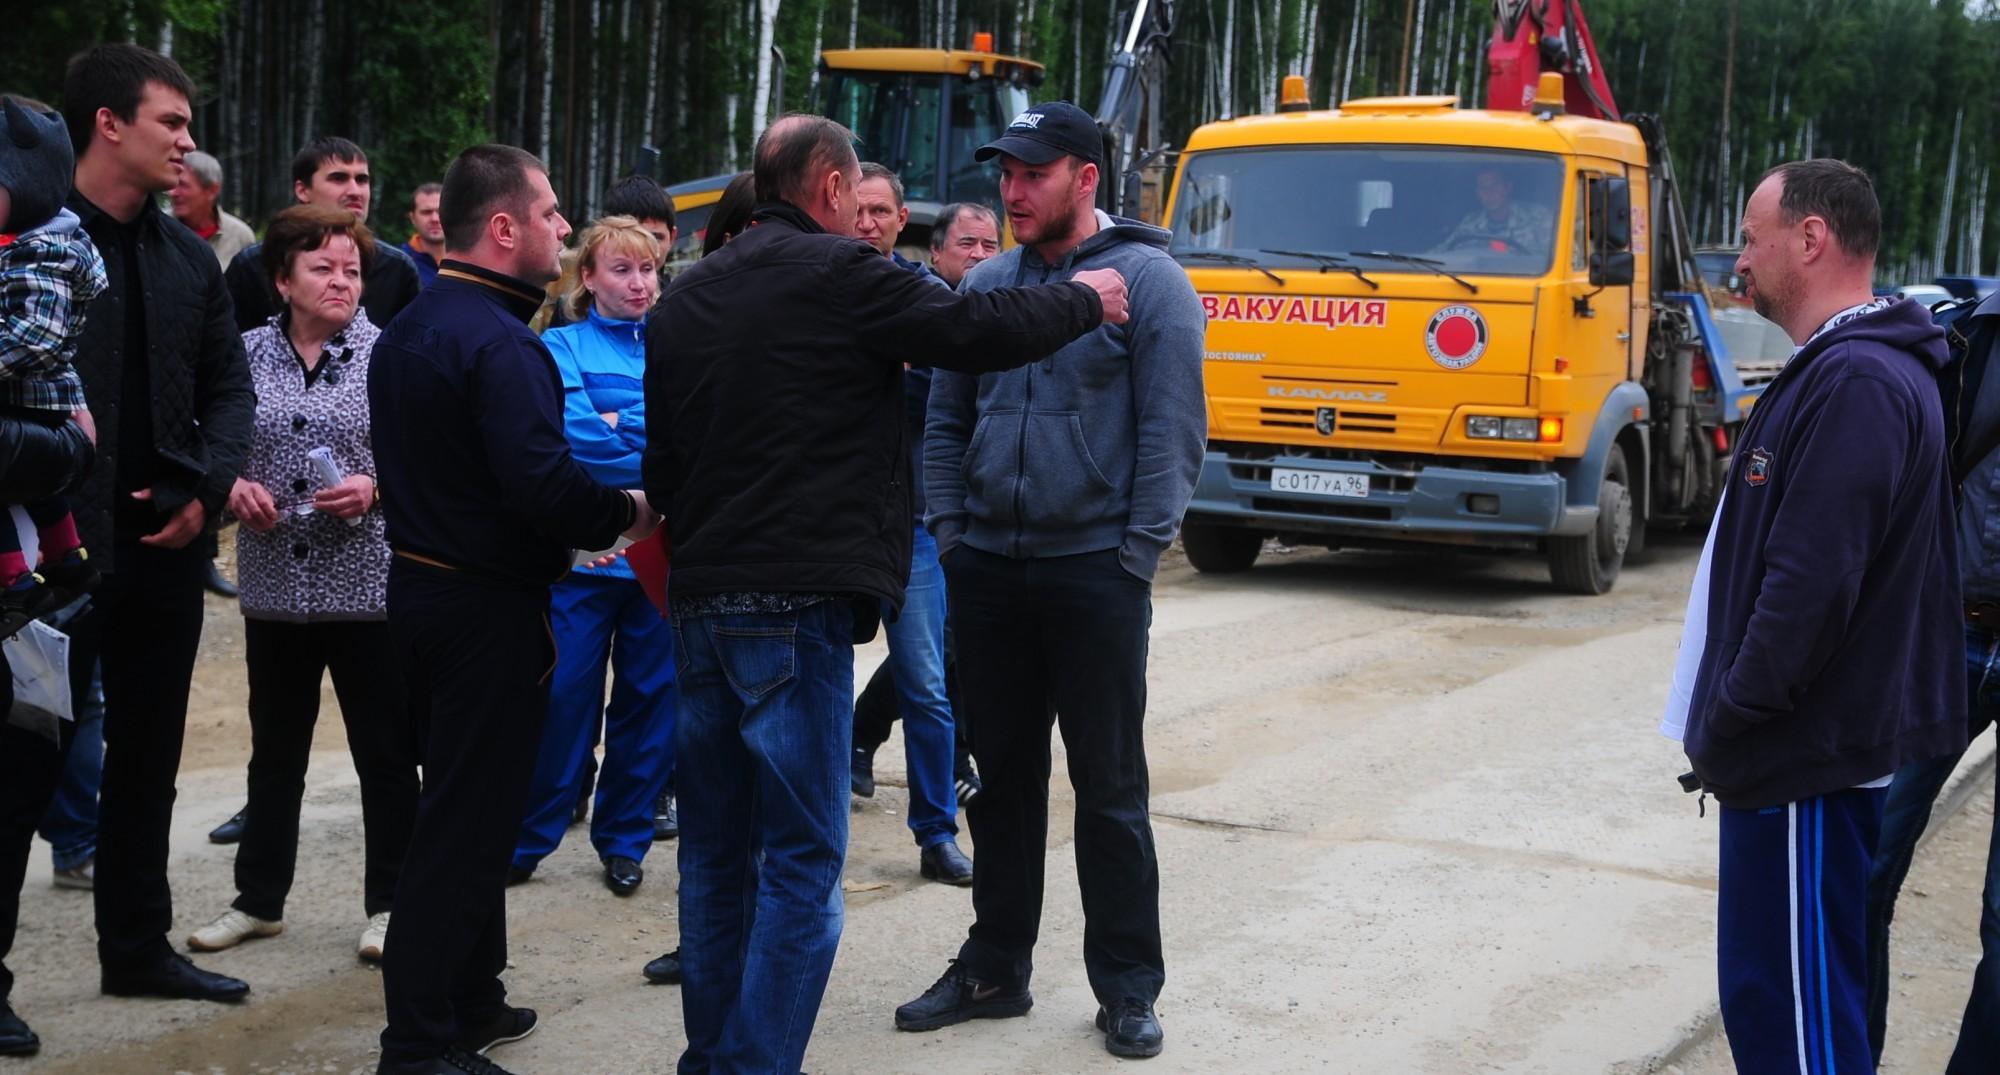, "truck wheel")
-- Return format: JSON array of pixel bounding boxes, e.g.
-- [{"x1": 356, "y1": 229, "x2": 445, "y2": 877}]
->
[
  {"x1": 1548, "y1": 446, "x2": 1632, "y2": 595},
  {"x1": 1182, "y1": 522, "x2": 1263, "y2": 574}
]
